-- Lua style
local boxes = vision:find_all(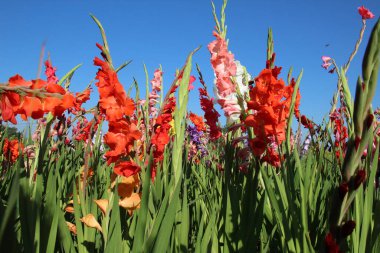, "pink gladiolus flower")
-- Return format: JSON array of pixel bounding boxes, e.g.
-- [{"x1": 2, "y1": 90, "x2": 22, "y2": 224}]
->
[
  {"x1": 151, "y1": 69, "x2": 162, "y2": 91},
  {"x1": 321, "y1": 56, "x2": 331, "y2": 62},
  {"x1": 149, "y1": 69, "x2": 163, "y2": 118},
  {"x1": 208, "y1": 31, "x2": 243, "y2": 121},
  {"x1": 188, "y1": 76, "x2": 196, "y2": 91},
  {"x1": 45, "y1": 60, "x2": 59, "y2": 84},
  {"x1": 358, "y1": 6, "x2": 375, "y2": 20},
  {"x1": 321, "y1": 56, "x2": 332, "y2": 70}
]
